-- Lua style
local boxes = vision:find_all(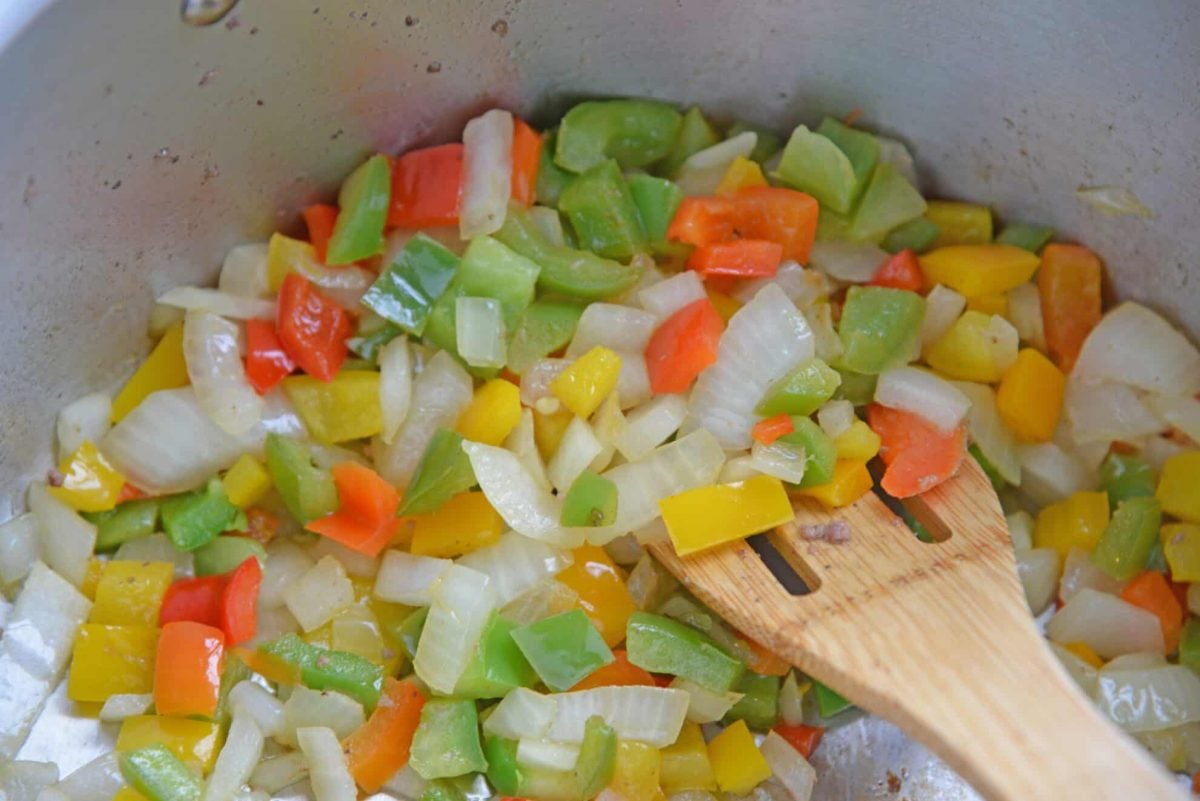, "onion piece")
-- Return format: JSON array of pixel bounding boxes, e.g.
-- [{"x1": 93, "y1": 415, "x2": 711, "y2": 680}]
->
[
  {"x1": 616, "y1": 352, "x2": 653, "y2": 410},
  {"x1": 27, "y1": 483, "x2": 96, "y2": 588},
  {"x1": 229, "y1": 681, "x2": 285, "y2": 738},
  {"x1": 373, "y1": 551, "x2": 451, "y2": 606},
  {"x1": 750, "y1": 441, "x2": 807, "y2": 484},
  {"x1": 674, "y1": 131, "x2": 757, "y2": 196},
  {"x1": 639, "y1": 271, "x2": 706, "y2": 319},
  {"x1": 616, "y1": 394, "x2": 688, "y2": 462},
  {"x1": 547, "y1": 417, "x2": 603, "y2": 493},
  {"x1": 4, "y1": 561, "x2": 91, "y2": 679},
  {"x1": 278, "y1": 686, "x2": 364, "y2": 747},
  {"x1": 1143, "y1": 435, "x2": 1189, "y2": 472},
  {"x1": 1050, "y1": 642, "x2": 1100, "y2": 697},
  {"x1": 687, "y1": 284, "x2": 814, "y2": 449},
  {"x1": 464, "y1": 441, "x2": 579, "y2": 547},
  {"x1": 504, "y1": 409, "x2": 553, "y2": 492},
  {"x1": 1046, "y1": 587, "x2": 1164, "y2": 658},
  {"x1": 1076, "y1": 185, "x2": 1155, "y2": 219},
  {"x1": 115, "y1": 533, "x2": 194, "y2": 580},
  {"x1": 259, "y1": 540, "x2": 314, "y2": 609},
  {"x1": 733, "y1": 261, "x2": 831, "y2": 310},
  {"x1": 55, "y1": 392, "x2": 111, "y2": 462},
  {"x1": 877, "y1": 136, "x2": 920, "y2": 189},
  {"x1": 567, "y1": 303, "x2": 658, "y2": 358},
  {"x1": 1065, "y1": 378, "x2": 1163, "y2": 446},
  {"x1": 0, "y1": 654, "x2": 51, "y2": 761},
  {"x1": 874, "y1": 367, "x2": 970, "y2": 433},
  {"x1": 97, "y1": 693, "x2": 152, "y2": 722},
  {"x1": 378, "y1": 337, "x2": 413, "y2": 445},
  {"x1": 483, "y1": 688, "x2": 557, "y2": 740},
  {"x1": 588, "y1": 393, "x2": 626, "y2": 473},
  {"x1": 816, "y1": 400, "x2": 855, "y2": 440},
  {"x1": 1073, "y1": 302, "x2": 1200, "y2": 396},
  {"x1": 520, "y1": 358, "x2": 572, "y2": 408},
  {"x1": 42, "y1": 753, "x2": 123, "y2": 801},
  {"x1": 1098, "y1": 662, "x2": 1200, "y2": 733},
  {"x1": 456, "y1": 297, "x2": 507, "y2": 369},
  {"x1": 760, "y1": 730, "x2": 818, "y2": 801},
  {"x1": 1005, "y1": 282, "x2": 1046, "y2": 351},
  {"x1": 282, "y1": 555, "x2": 354, "y2": 633},
  {"x1": 952, "y1": 381, "x2": 1020, "y2": 484},
  {"x1": 1059, "y1": 546, "x2": 1126, "y2": 603},
  {"x1": 414, "y1": 564, "x2": 497, "y2": 694},
  {"x1": 1145, "y1": 394, "x2": 1200, "y2": 444},
  {"x1": 1007, "y1": 510, "x2": 1034, "y2": 552},
  {"x1": 460, "y1": 109, "x2": 514, "y2": 239},
  {"x1": 157, "y1": 286, "x2": 276, "y2": 320},
  {"x1": 183, "y1": 310, "x2": 263, "y2": 435},
  {"x1": 806, "y1": 302, "x2": 845, "y2": 363},
  {"x1": 0, "y1": 760, "x2": 58, "y2": 801},
  {"x1": 517, "y1": 739, "x2": 580, "y2": 771},
  {"x1": 807, "y1": 241, "x2": 888, "y2": 283},
  {"x1": 297, "y1": 726, "x2": 357, "y2": 801},
  {"x1": 204, "y1": 714, "x2": 264, "y2": 801},
  {"x1": 0, "y1": 513, "x2": 40, "y2": 585},
  {"x1": 779, "y1": 671, "x2": 806, "y2": 727},
  {"x1": 376, "y1": 351, "x2": 473, "y2": 487},
  {"x1": 1016, "y1": 548, "x2": 1059, "y2": 614},
  {"x1": 382, "y1": 764, "x2": 428, "y2": 801},
  {"x1": 921, "y1": 284, "x2": 967, "y2": 345},
  {"x1": 291, "y1": 258, "x2": 376, "y2": 312},
  {"x1": 669, "y1": 678, "x2": 743, "y2": 724},
  {"x1": 218, "y1": 242, "x2": 271, "y2": 298},
  {"x1": 546, "y1": 686, "x2": 690, "y2": 747},
  {"x1": 501, "y1": 579, "x2": 580, "y2": 625},
  {"x1": 527, "y1": 205, "x2": 566, "y2": 246},
  {"x1": 1016, "y1": 442, "x2": 1096, "y2": 507},
  {"x1": 458, "y1": 532, "x2": 573, "y2": 605},
  {"x1": 249, "y1": 752, "x2": 309, "y2": 795}
]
